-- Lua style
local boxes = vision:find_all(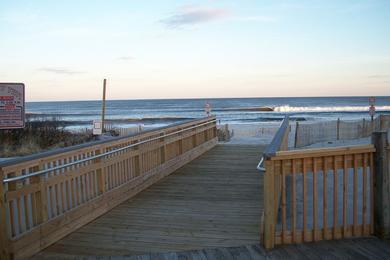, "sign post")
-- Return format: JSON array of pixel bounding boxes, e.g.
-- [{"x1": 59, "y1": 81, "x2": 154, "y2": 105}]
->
[
  {"x1": 369, "y1": 96, "x2": 376, "y2": 122},
  {"x1": 0, "y1": 83, "x2": 25, "y2": 129},
  {"x1": 101, "y1": 79, "x2": 107, "y2": 134},
  {"x1": 205, "y1": 102, "x2": 211, "y2": 117}
]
